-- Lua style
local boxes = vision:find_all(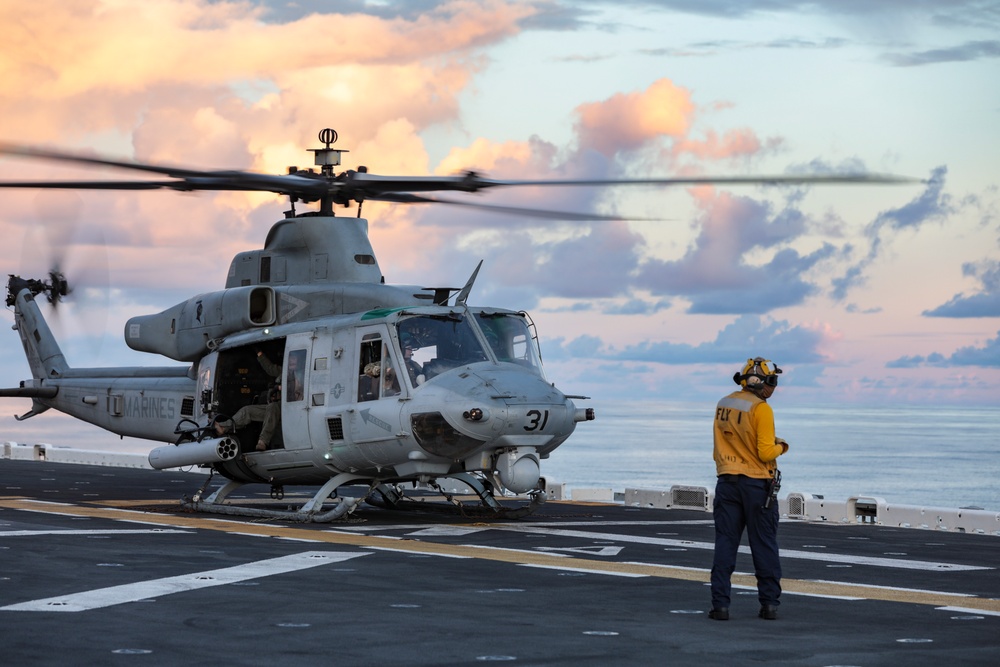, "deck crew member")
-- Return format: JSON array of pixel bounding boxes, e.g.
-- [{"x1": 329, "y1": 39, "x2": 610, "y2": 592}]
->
[
  {"x1": 216, "y1": 350, "x2": 281, "y2": 452},
  {"x1": 709, "y1": 357, "x2": 789, "y2": 621}
]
